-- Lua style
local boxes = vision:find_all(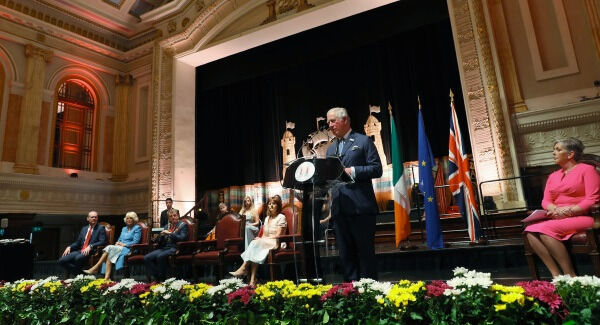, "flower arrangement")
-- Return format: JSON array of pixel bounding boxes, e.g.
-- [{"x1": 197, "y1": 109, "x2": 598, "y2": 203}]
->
[{"x1": 0, "y1": 268, "x2": 598, "y2": 324}]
